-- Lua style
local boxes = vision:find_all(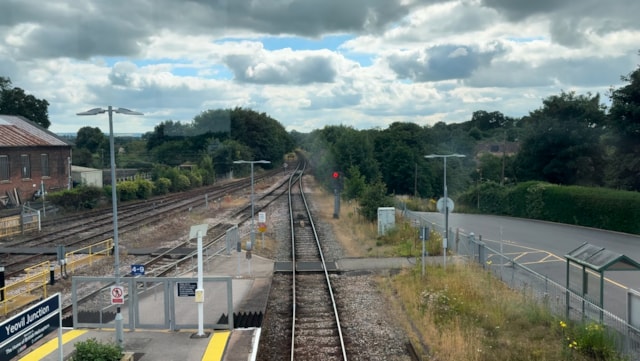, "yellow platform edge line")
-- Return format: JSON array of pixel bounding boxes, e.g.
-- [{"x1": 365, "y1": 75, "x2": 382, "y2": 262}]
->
[
  {"x1": 18, "y1": 329, "x2": 88, "y2": 361},
  {"x1": 201, "y1": 330, "x2": 231, "y2": 361}
]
